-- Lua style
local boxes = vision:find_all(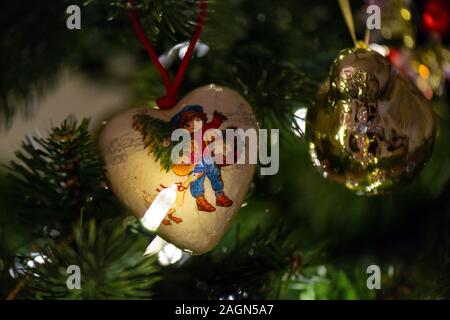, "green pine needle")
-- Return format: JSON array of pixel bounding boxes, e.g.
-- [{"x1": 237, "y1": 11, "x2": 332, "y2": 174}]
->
[
  {"x1": 7, "y1": 117, "x2": 114, "y2": 232},
  {"x1": 132, "y1": 112, "x2": 176, "y2": 172},
  {"x1": 111, "y1": 0, "x2": 209, "y2": 44},
  {"x1": 22, "y1": 218, "x2": 160, "y2": 300}
]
